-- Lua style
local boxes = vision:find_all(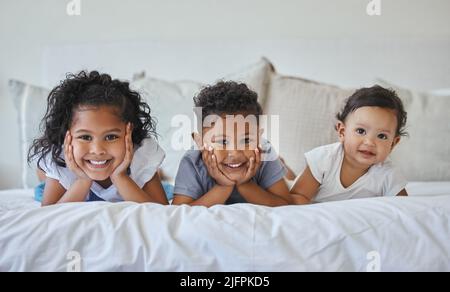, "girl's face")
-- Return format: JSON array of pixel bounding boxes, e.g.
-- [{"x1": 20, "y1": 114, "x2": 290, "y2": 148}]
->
[
  {"x1": 337, "y1": 106, "x2": 401, "y2": 169},
  {"x1": 69, "y1": 105, "x2": 127, "y2": 182}
]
